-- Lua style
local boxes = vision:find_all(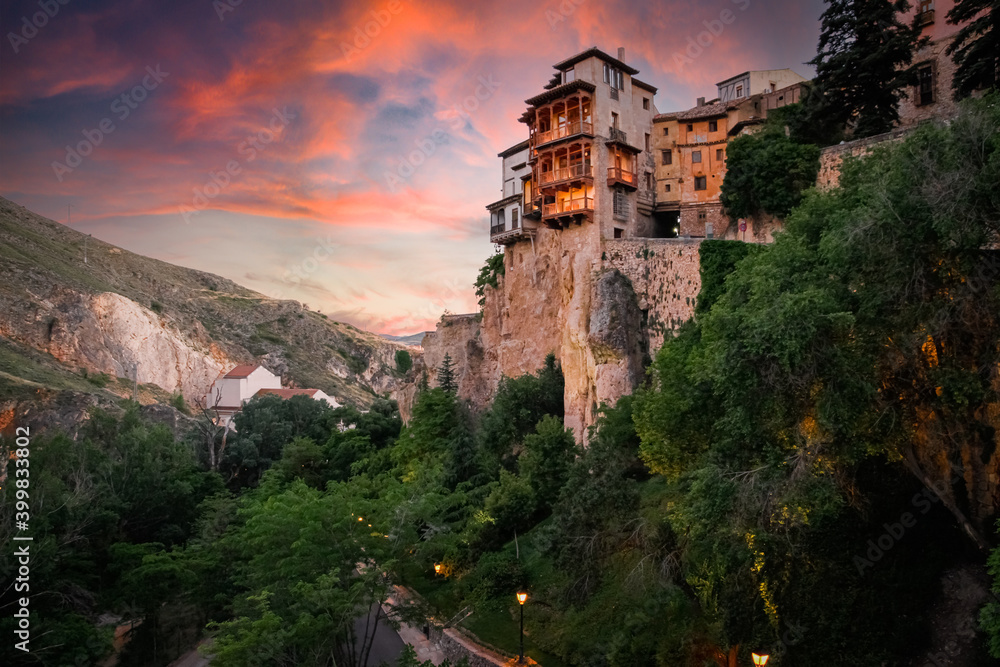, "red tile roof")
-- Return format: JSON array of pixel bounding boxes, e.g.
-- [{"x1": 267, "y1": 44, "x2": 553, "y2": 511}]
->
[
  {"x1": 224, "y1": 364, "x2": 259, "y2": 379},
  {"x1": 255, "y1": 388, "x2": 320, "y2": 399}
]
